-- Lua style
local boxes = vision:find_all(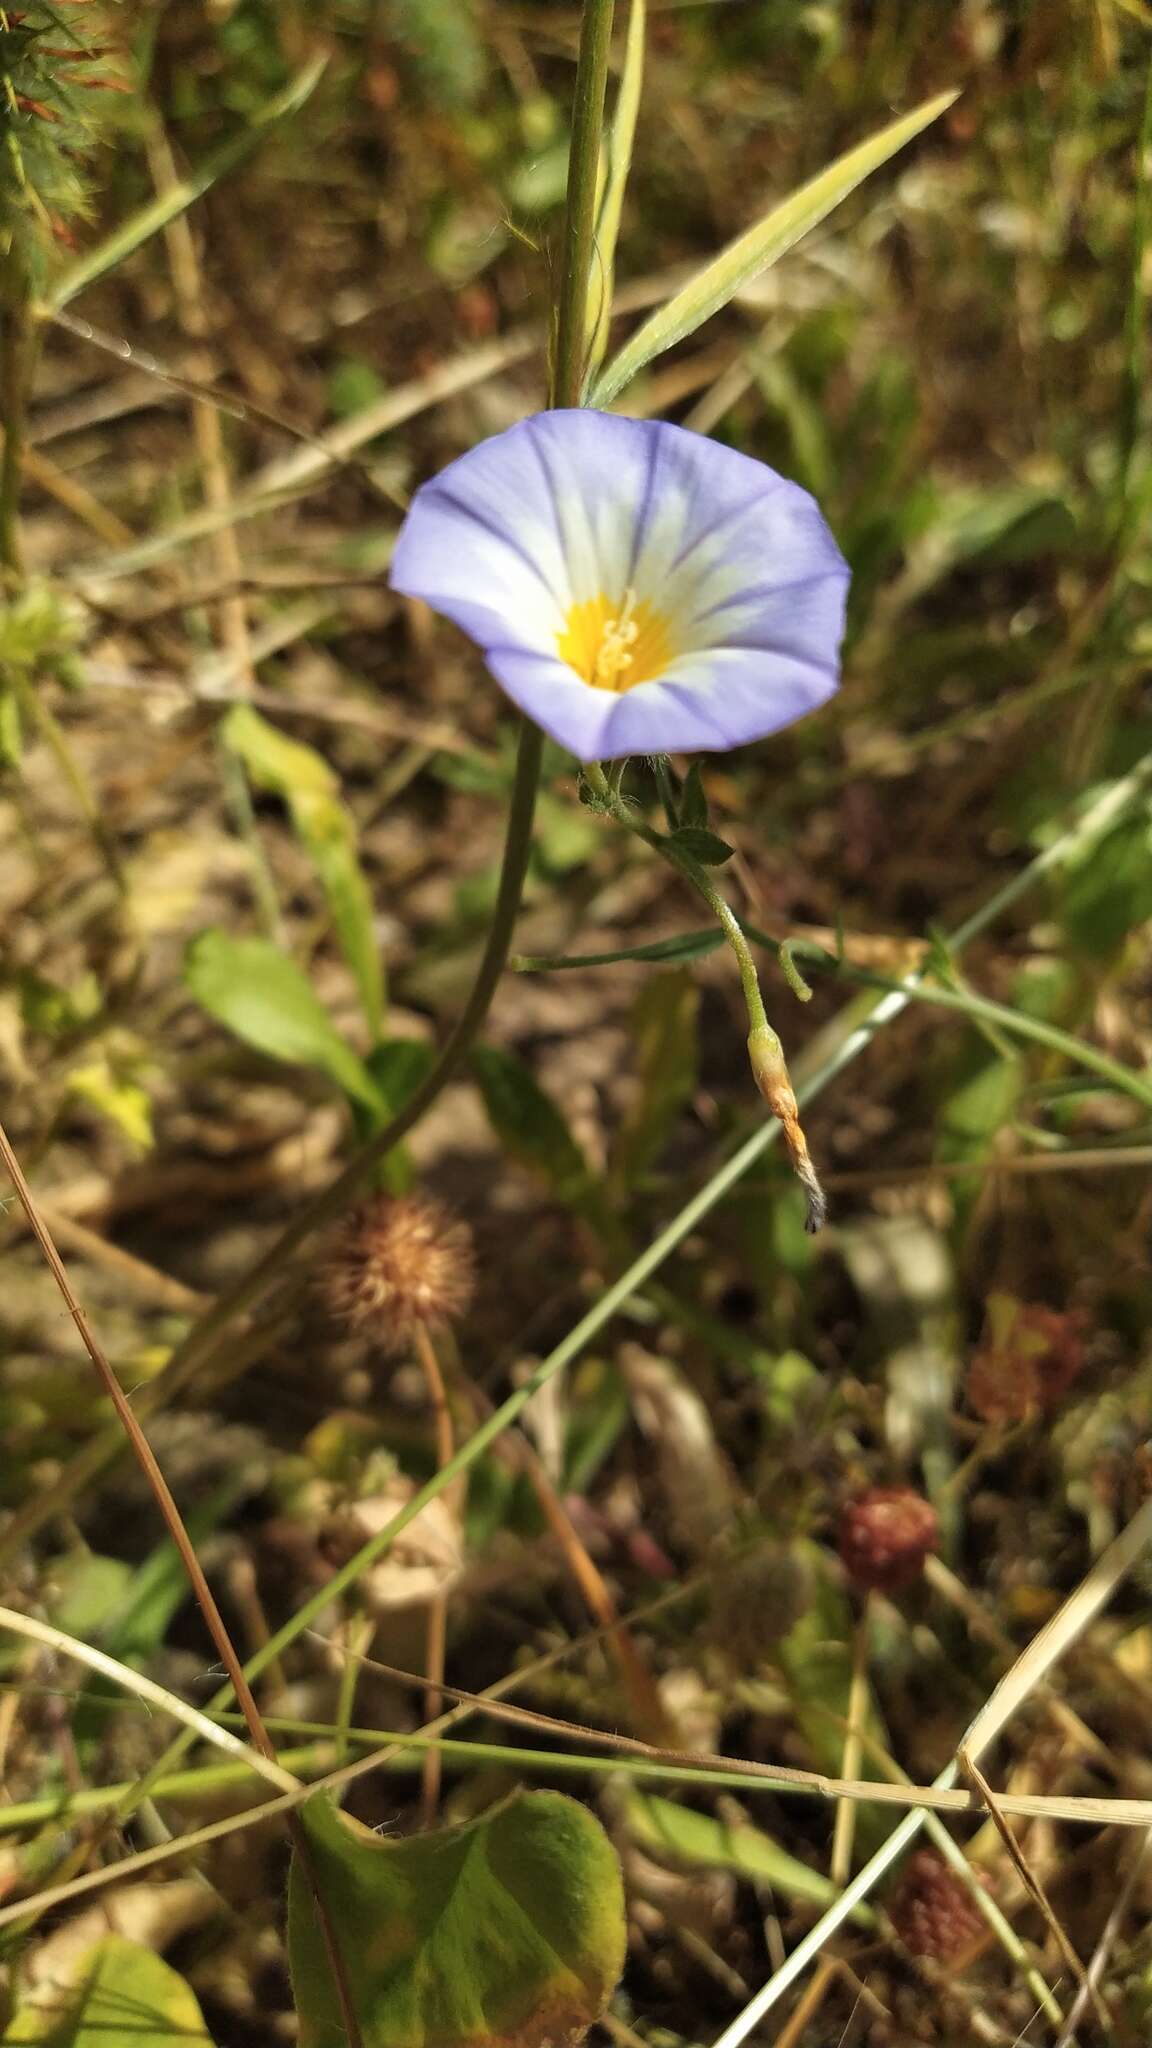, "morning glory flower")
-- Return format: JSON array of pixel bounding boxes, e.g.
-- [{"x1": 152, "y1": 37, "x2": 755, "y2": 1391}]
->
[{"x1": 390, "y1": 409, "x2": 849, "y2": 762}]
